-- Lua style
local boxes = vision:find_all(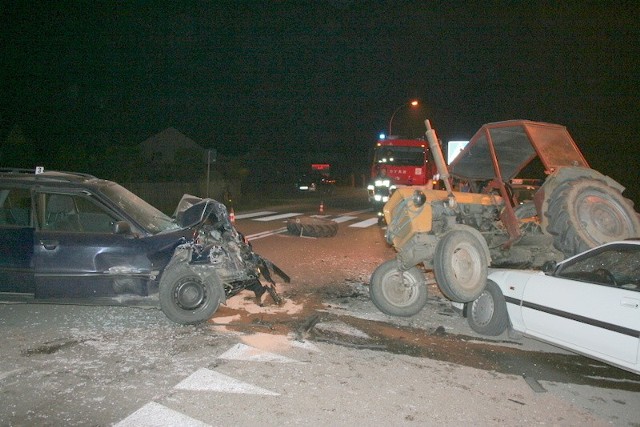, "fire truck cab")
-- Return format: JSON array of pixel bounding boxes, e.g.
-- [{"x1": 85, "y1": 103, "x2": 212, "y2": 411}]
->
[
  {"x1": 368, "y1": 137, "x2": 439, "y2": 224},
  {"x1": 371, "y1": 137, "x2": 438, "y2": 186}
]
